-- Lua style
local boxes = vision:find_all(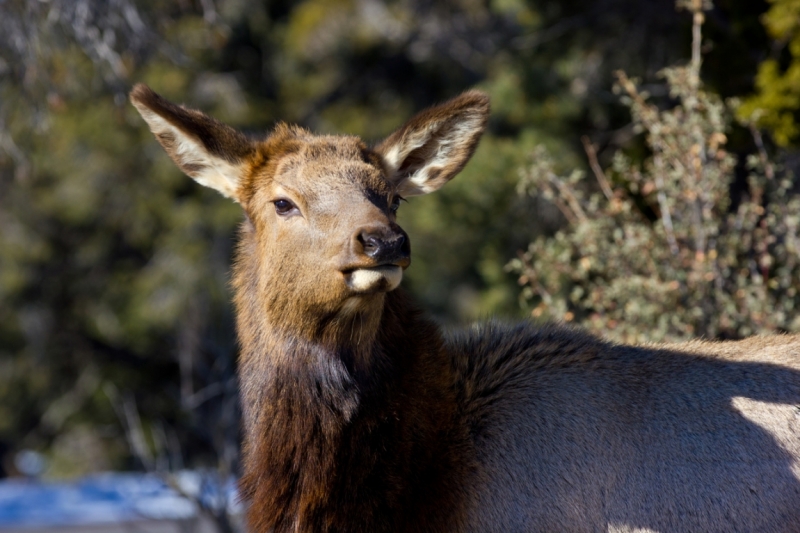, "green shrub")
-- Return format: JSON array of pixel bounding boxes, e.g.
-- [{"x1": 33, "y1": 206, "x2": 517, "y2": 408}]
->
[{"x1": 509, "y1": 0, "x2": 800, "y2": 343}]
